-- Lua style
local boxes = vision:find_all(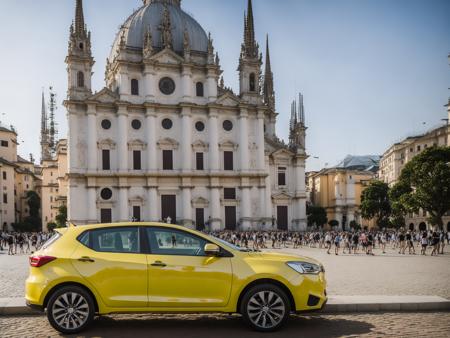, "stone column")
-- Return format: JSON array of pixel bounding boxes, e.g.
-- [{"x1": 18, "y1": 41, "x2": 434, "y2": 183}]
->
[
  {"x1": 119, "y1": 187, "x2": 129, "y2": 222},
  {"x1": 208, "y1": 109, "x2": 219, "y2": 171},
  {"x1": 181, "y1": 65, "x2": 192, "y2": 102},
  {"x1": 239, "y1": 108, "x2": 249, "y2": 172},
  {"x1": 144, "y1": 66, "x2": 156, "y2": 102},
  {"x1": 182, "y1": 187, "x2": 193, "y2": 228},
  {"x1": 119, "y1": 71, "x2": 129, "y2": 97},
  {"x1": 87, "y1": 187, "x2": 97, "y2": 223},
  {"x1": 265, "y1": 174, "x2": 273, "y2": 221},
  {"x1": 147, "y1": 186, "x2": 158, "y2": 221},
  {"x1": 240, "y1": 186, "x2": 251, "y2": 230},
  {"x1": 87, "y1": 104, "x2": 97, "y2": 172},
  {"x1": 67, "y1": 108, "x2": 79, "y2": 173},
  {"x1": 145, "y1": 107, "x2": 157, "y2": 171},
  {"x1": 210, "y1": 185, "x2": 221, "y2": 231},
  {"x1": 206, "y1": 69, "x2": 217, "y2": 102},
  {"x1": 256, "y1": 111, "x2": 265, "y2": 171},
  {"x1": 117, "y1": 105, "x2": 128, "y2": 172},
  {"x1": 181, "y1": 107, "x2": 192, "y2": 171}
]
